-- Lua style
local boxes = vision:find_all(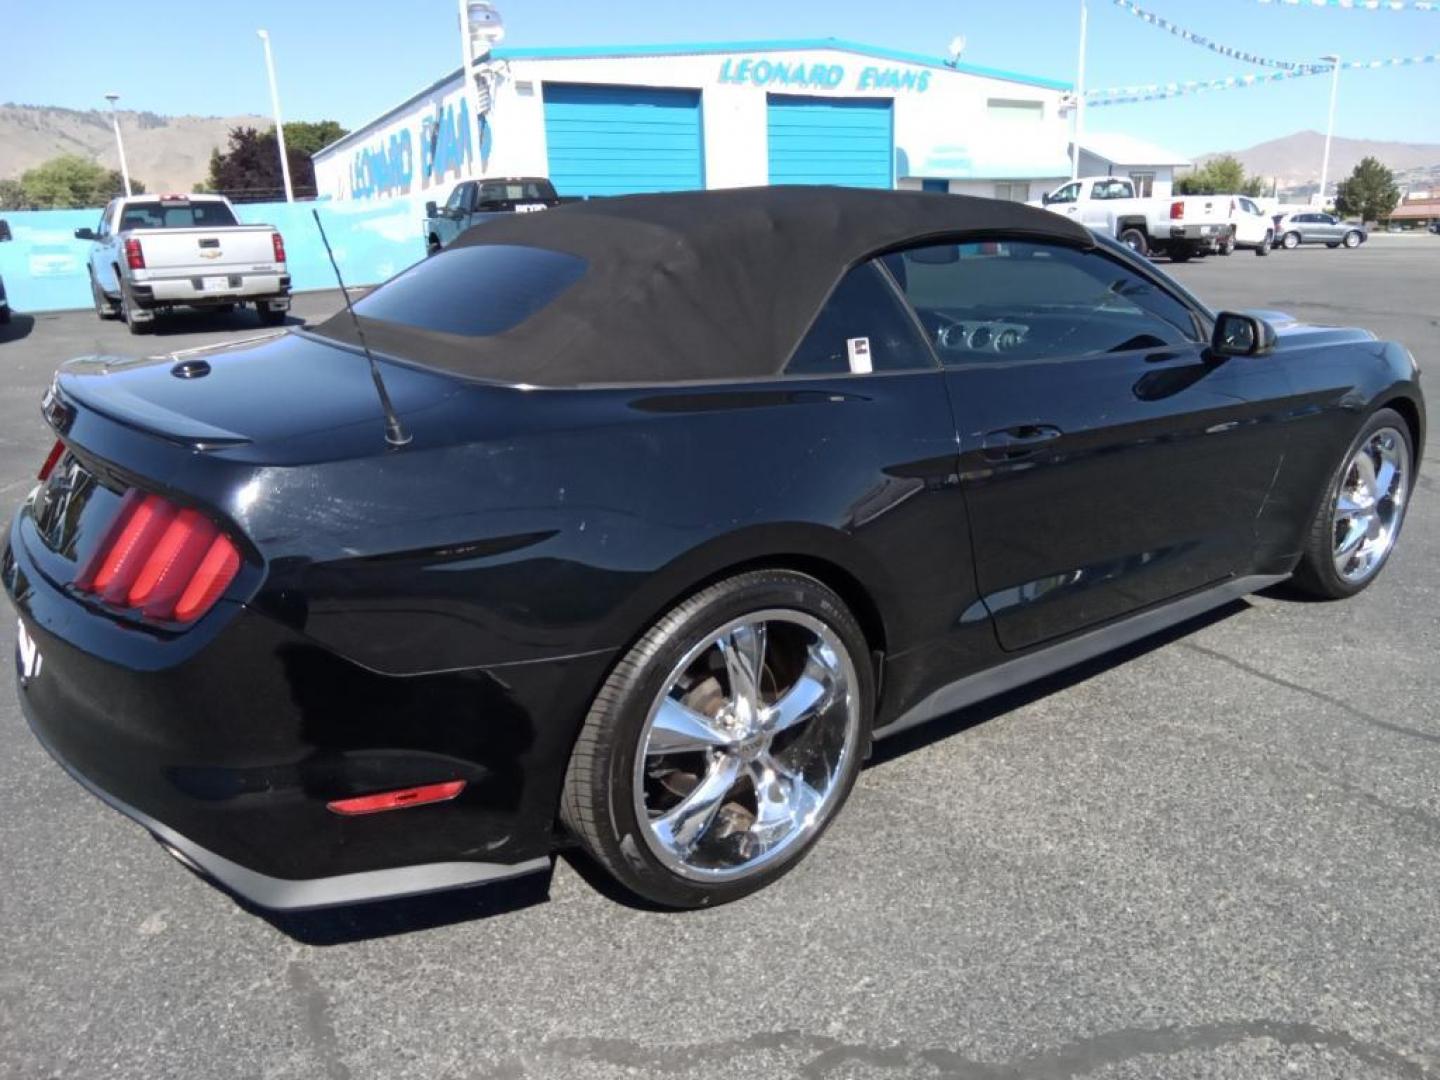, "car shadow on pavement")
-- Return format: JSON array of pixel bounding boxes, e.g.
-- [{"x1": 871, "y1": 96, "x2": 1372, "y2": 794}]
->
[
  {"x1": 229, "y1": 861, "x2": 556, "y2": 946},
  {"x1": 868, "y1": 600, "x2": 1247, "y2": 767},
  {"x1": 0, "y1": 313, "x2": 36, "y2": 344},
  {"x1": 136, "y1": 309, "x2": 300, "y2": 337}
]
